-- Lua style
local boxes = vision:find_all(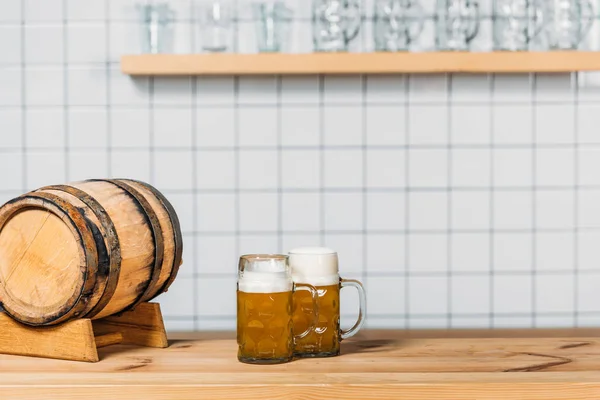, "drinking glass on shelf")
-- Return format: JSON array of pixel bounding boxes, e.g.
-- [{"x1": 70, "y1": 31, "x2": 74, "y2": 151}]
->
[
  {"x1": 252, "y1": 1, "x2": 294, "y2": 52},
  {"x1": 200, "y1": 0, "x2": 232, "y2": 52},
  {"x1": 312, "y1": 0, "x2": 361, "y2": 52},
  {"x1": 435, "y1": 0, "x2": 480, "y2": 51},
  {"x1": 137, "y1": 2, "x2": 175, "y2": 54},
  {"x1": 493, "y1": 0, "x2": 544, "y2": 51},
  {"x1": 373, "y1": 0, "x2": 425, "y2": 51},
  {"x1": 542, "y1": 0, "x2": 594, "y2": 50}
]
